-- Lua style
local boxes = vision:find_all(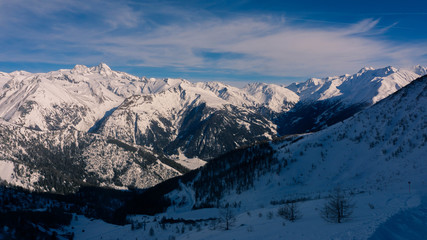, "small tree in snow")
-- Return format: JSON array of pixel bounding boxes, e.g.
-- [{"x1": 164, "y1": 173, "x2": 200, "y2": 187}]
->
[
  {"x1": 320, "y1": 187, "x2": 355, "y2": 223},
  {"x1": 219, "y1": 205, "x2": 236, "y2": 230},
  {"x1": 277, "y1": 201, "x2": 302, "y2": 222}
]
